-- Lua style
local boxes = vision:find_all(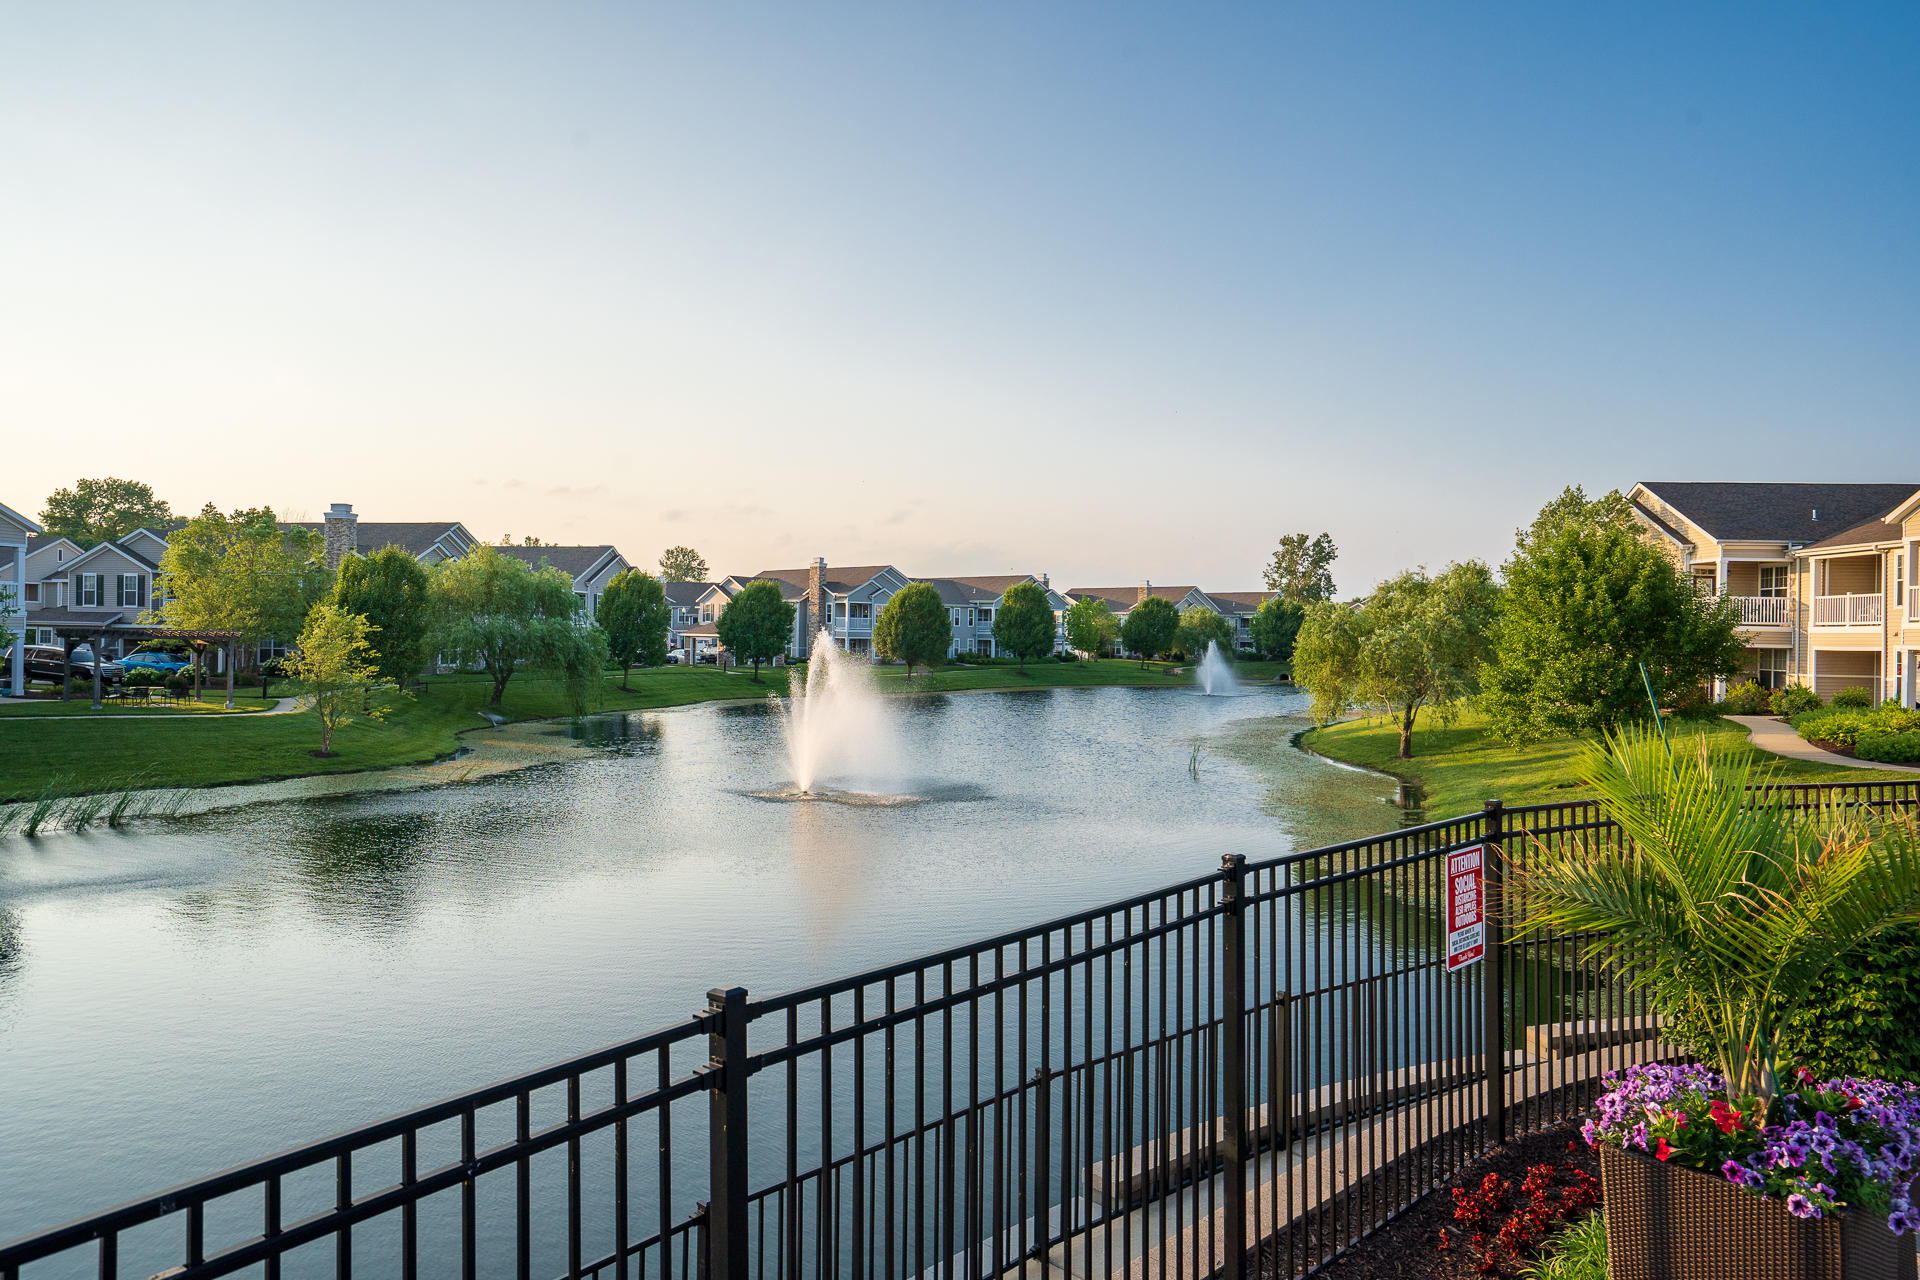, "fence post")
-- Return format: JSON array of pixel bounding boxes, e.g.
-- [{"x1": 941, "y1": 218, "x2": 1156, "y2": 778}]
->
[
  {"x1": 1220, "y1": 853, "x2": 1249, "y2": 1280},
  {"x1": 1481, "y1": 801, "x2": 1507, "y2": 1149},
  {"x1": 705, "y1": 986, "x2": 749, "y2": 1280}
]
